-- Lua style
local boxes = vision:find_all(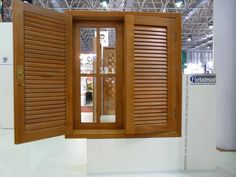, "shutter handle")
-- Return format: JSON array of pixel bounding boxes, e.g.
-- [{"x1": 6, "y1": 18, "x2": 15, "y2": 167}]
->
[{"x1": 16, "y1": 65, "x2": 25, "y2": 87}]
